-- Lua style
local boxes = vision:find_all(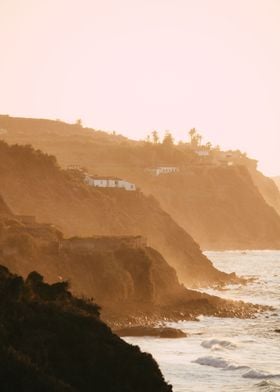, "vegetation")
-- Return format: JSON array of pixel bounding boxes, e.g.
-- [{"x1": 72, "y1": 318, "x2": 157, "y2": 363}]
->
[
  {"x1": 0, "y1": 265, "x2": 172, "y2": 392},
  {"x1": 1, "y1": 115, "x2": 280, "y2": 250},
  {"x1": 0, "y1": 139, "x2": 232, "y2": 286}
]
